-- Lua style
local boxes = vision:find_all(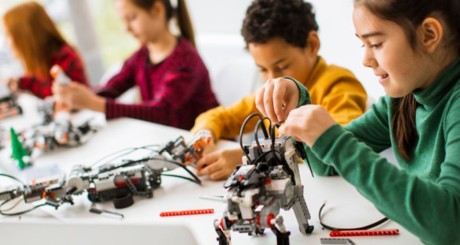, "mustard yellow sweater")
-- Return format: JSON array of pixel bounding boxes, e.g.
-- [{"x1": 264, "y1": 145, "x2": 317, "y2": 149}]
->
[{"x1": 191, "y1": 57, "x2": 367, "y2": 140}]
